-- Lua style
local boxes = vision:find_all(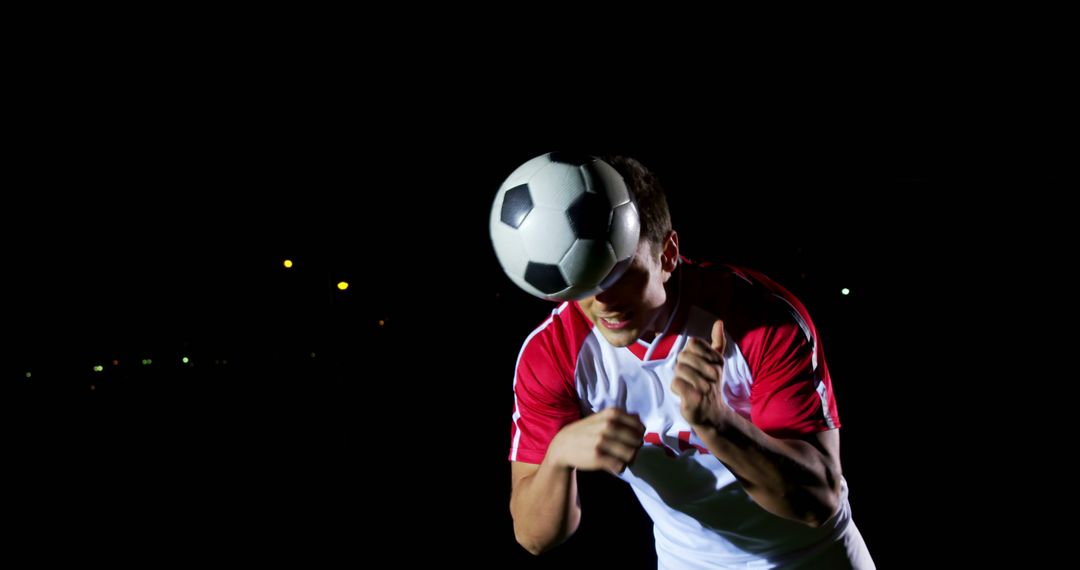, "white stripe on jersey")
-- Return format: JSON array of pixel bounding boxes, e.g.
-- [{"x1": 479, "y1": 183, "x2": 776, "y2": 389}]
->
[
  {"x1": 774, "y1": 293, "x2": 834, "y2": 428},
  {"x1": 510, "y1": 302, "x2": 569, "y2": 461},
  {"x1": 817, "y1": 381, "x2": 837, "y2": 430}
]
